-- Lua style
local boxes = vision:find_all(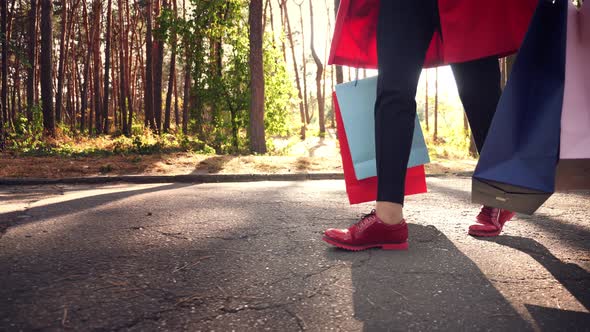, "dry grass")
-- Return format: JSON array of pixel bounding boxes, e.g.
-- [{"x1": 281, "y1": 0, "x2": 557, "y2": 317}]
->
[
  {"x1": 1, "y1": 129, "x2": 477, "y2": 179},
  {"x1": 0, "y1": 153, "x2": 344, "y2": 179},
  {"x1": 0, "y1": 151, "x2": 476, "y2": 179}
]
